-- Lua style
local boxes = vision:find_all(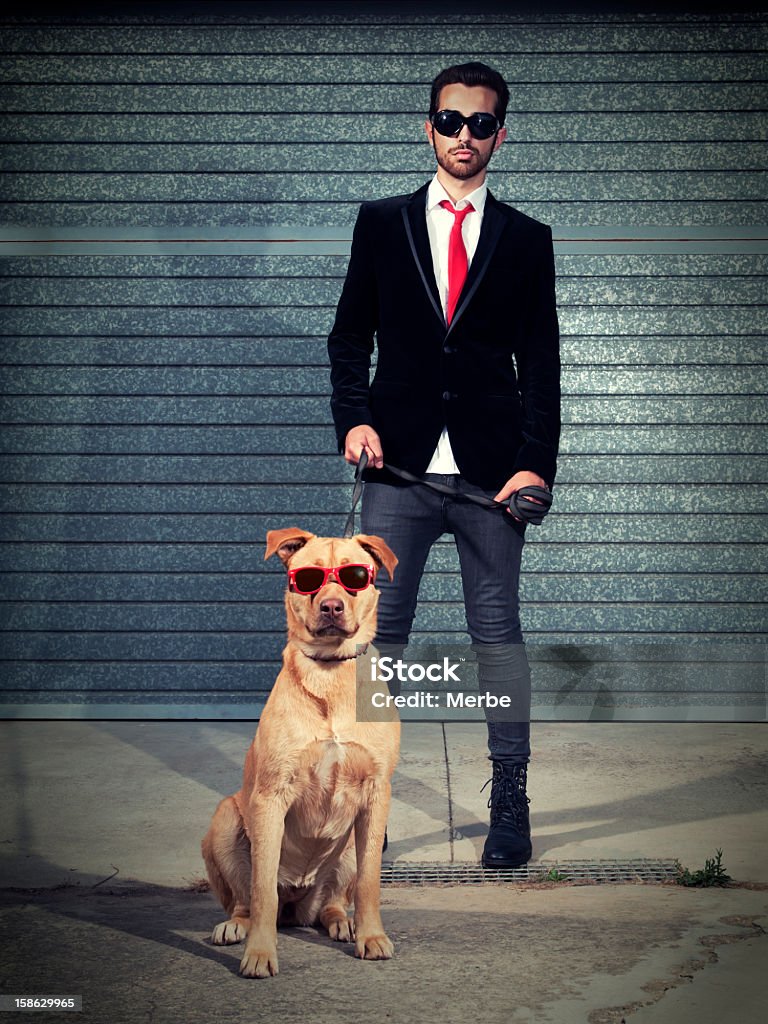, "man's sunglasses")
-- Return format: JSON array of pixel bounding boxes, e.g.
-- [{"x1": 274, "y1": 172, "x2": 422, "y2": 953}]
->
[
  {"x1": 430, "y1": 109, "x2": 500, "y2": 140},
  {"x1": 287, "y1": 564, "x2": 375, "y2": 595}
]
